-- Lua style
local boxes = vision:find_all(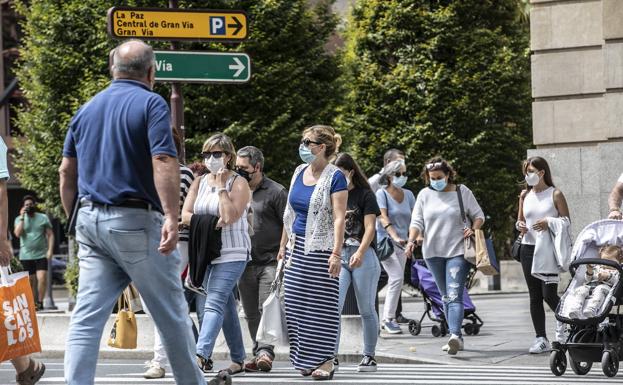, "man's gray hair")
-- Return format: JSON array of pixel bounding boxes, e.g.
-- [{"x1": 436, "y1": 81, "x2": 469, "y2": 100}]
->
[
  {"x1": 112, "y1": 40, "x2": 155, "y2": 78},
  {"x1": 237, "y1": 146, "x2": 264, "y2": 170}
]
